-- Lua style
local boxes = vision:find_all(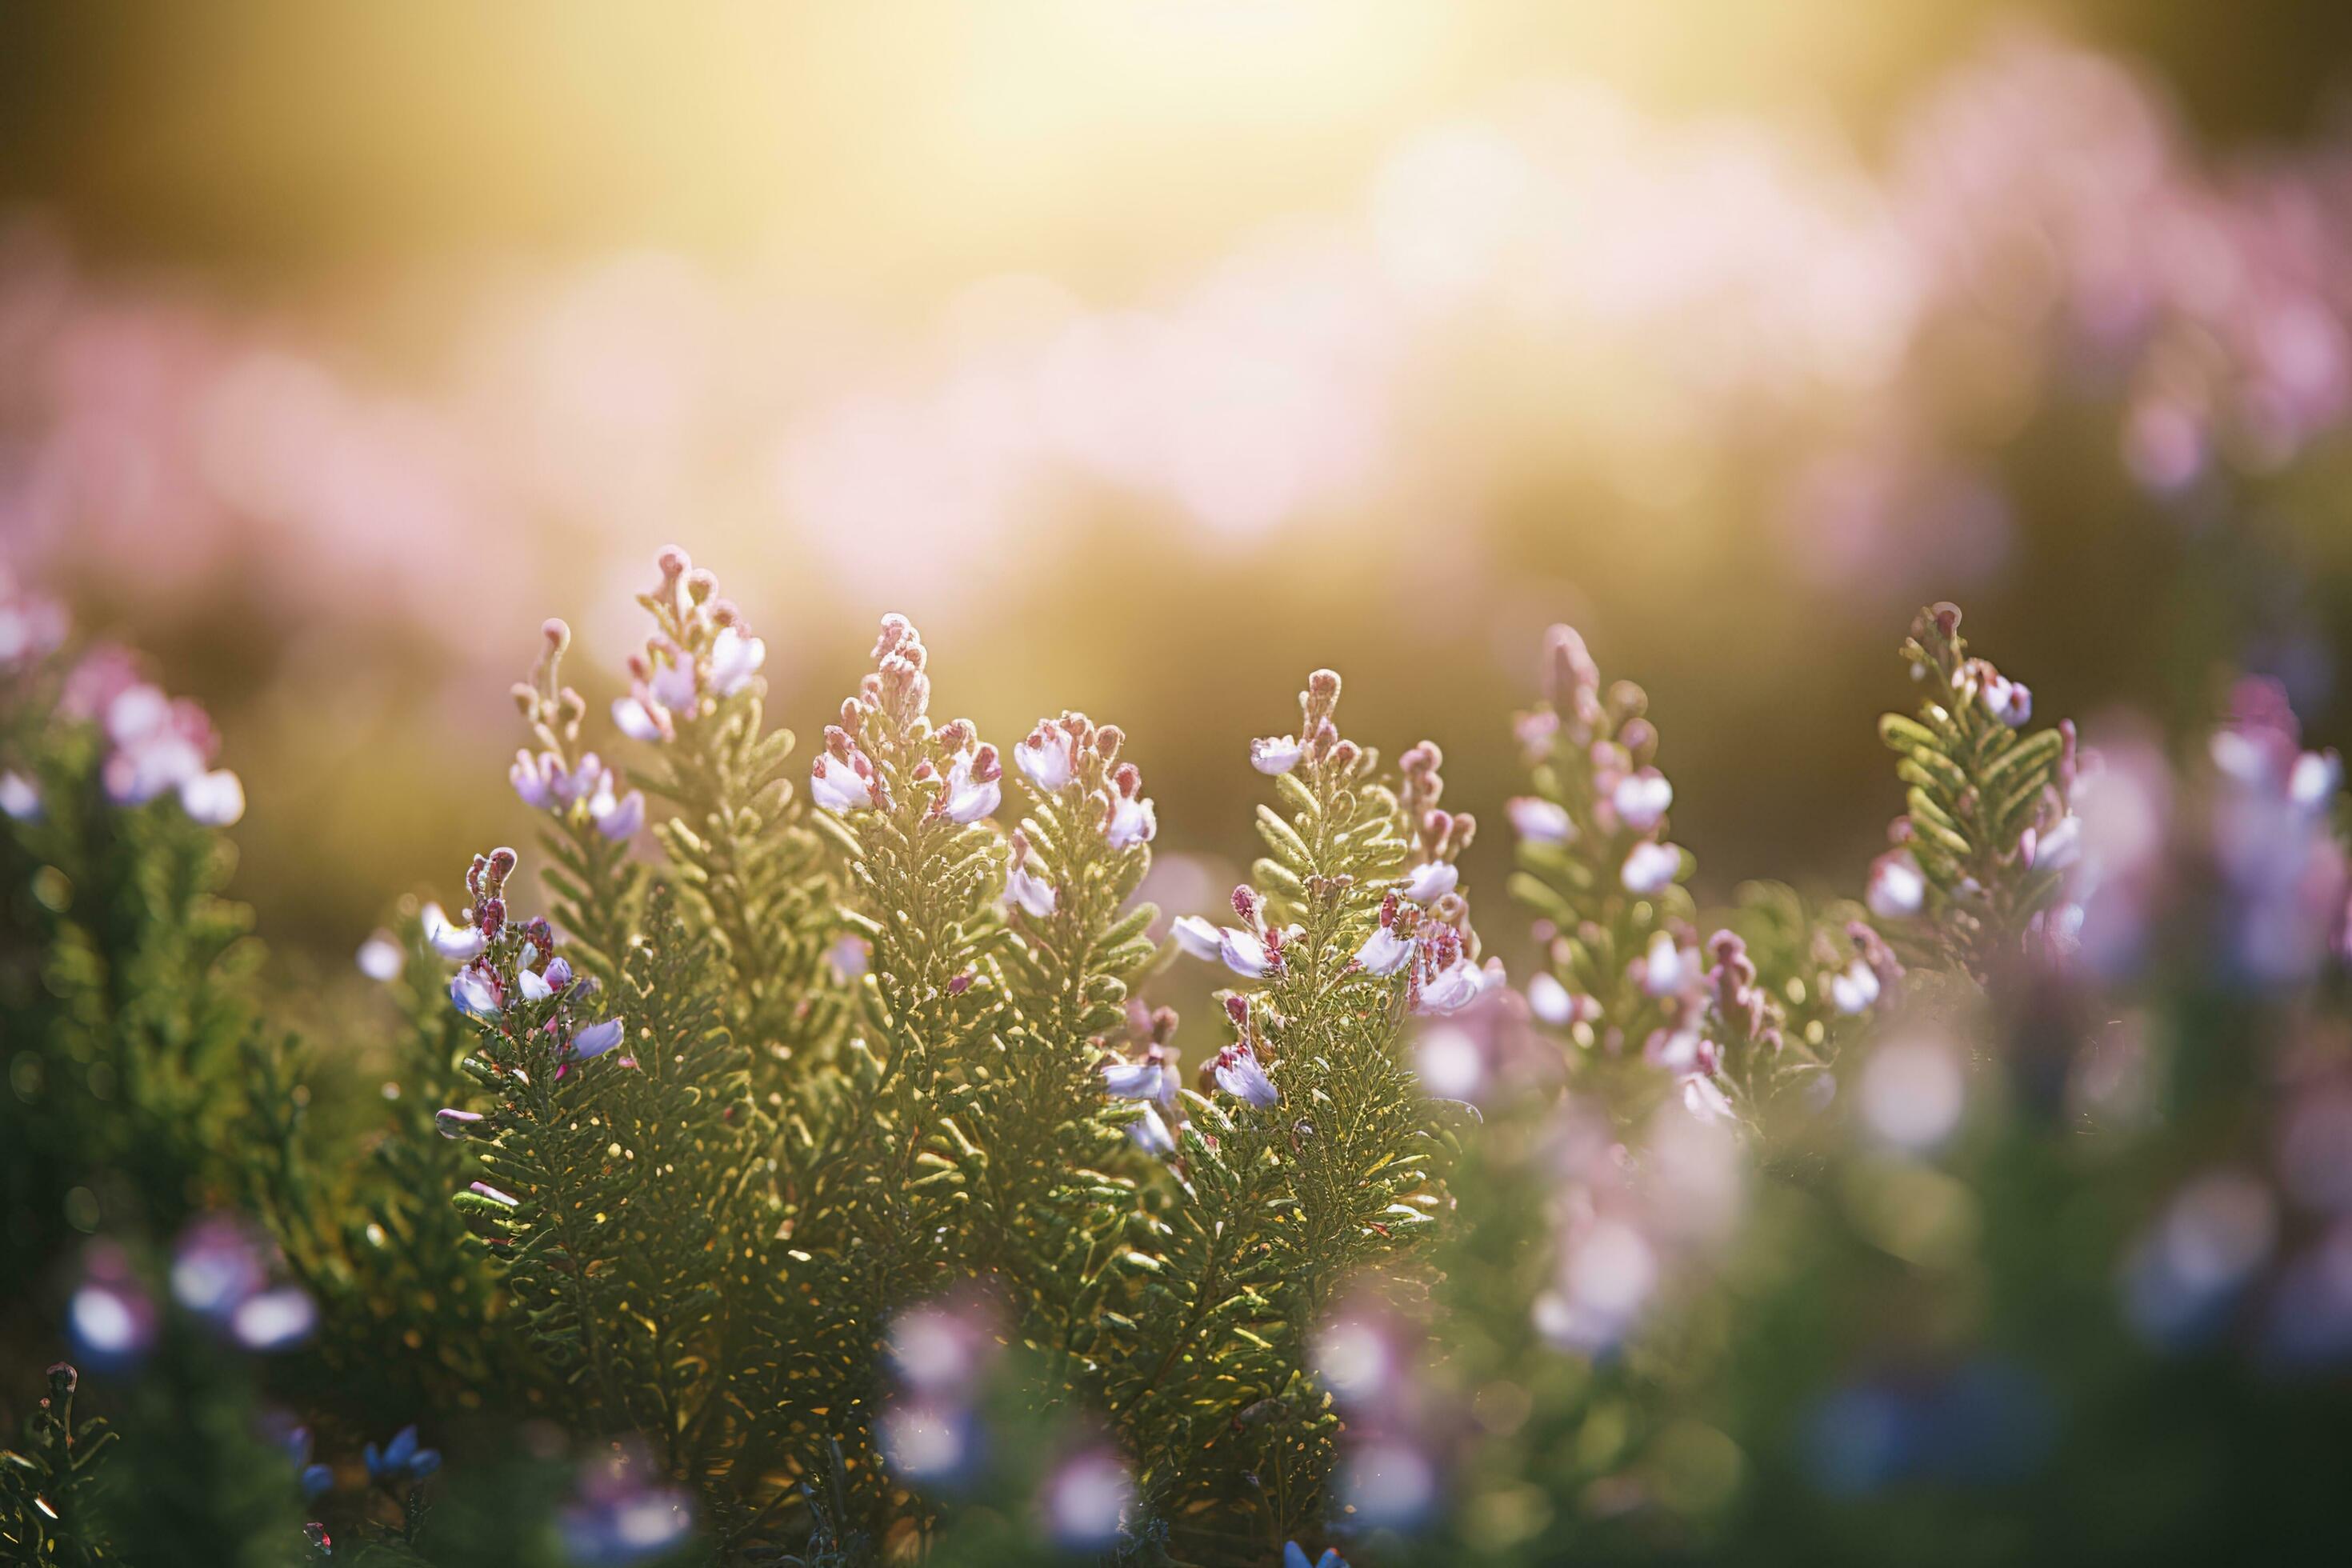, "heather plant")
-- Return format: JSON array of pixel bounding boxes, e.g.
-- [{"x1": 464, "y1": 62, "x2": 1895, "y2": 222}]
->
[{"x1": 12, "y1": 562, "x2": 2352, "y2": 1568}]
